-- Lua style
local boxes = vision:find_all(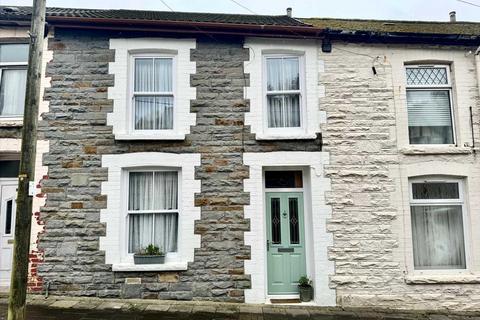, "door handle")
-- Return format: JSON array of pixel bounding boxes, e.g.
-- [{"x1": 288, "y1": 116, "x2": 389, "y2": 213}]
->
[{"x1": 267, "y1": 240, "x2": 270, "y2": 251}]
